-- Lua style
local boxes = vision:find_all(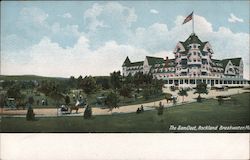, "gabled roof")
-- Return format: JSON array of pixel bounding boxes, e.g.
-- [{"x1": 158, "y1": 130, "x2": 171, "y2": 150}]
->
[
  {"x1": 122, "y1": 56, "x2": 131, "y2": 67},
  {"x1": 212, "y1": 58, "x2": 241, "y2": 69},
  {"x1": 211, "y1": 59, "x2": 224, "y2": 68},
  {"x1": 221, "y1": 58, "x2": 241, "y2": 66},
  {"x1": 129, "y1": 61, "x2": 143, "y2": 67},
  {"x1": 179, "y1": 33, "x2": 208, "y2": 53},
  {"x1": 146, "y1": 56, "x2": 165, "y2": 65}
]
